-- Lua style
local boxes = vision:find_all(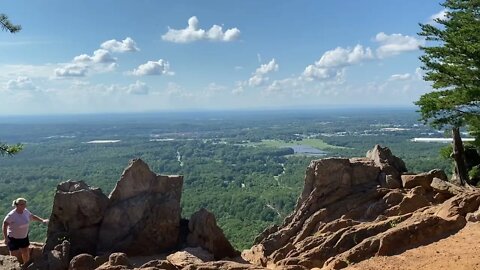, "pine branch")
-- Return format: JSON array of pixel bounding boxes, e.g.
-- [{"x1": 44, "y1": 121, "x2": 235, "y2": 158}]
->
[{"x1": 0, "y1": 13, "x2": 21, "y2": 33}]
